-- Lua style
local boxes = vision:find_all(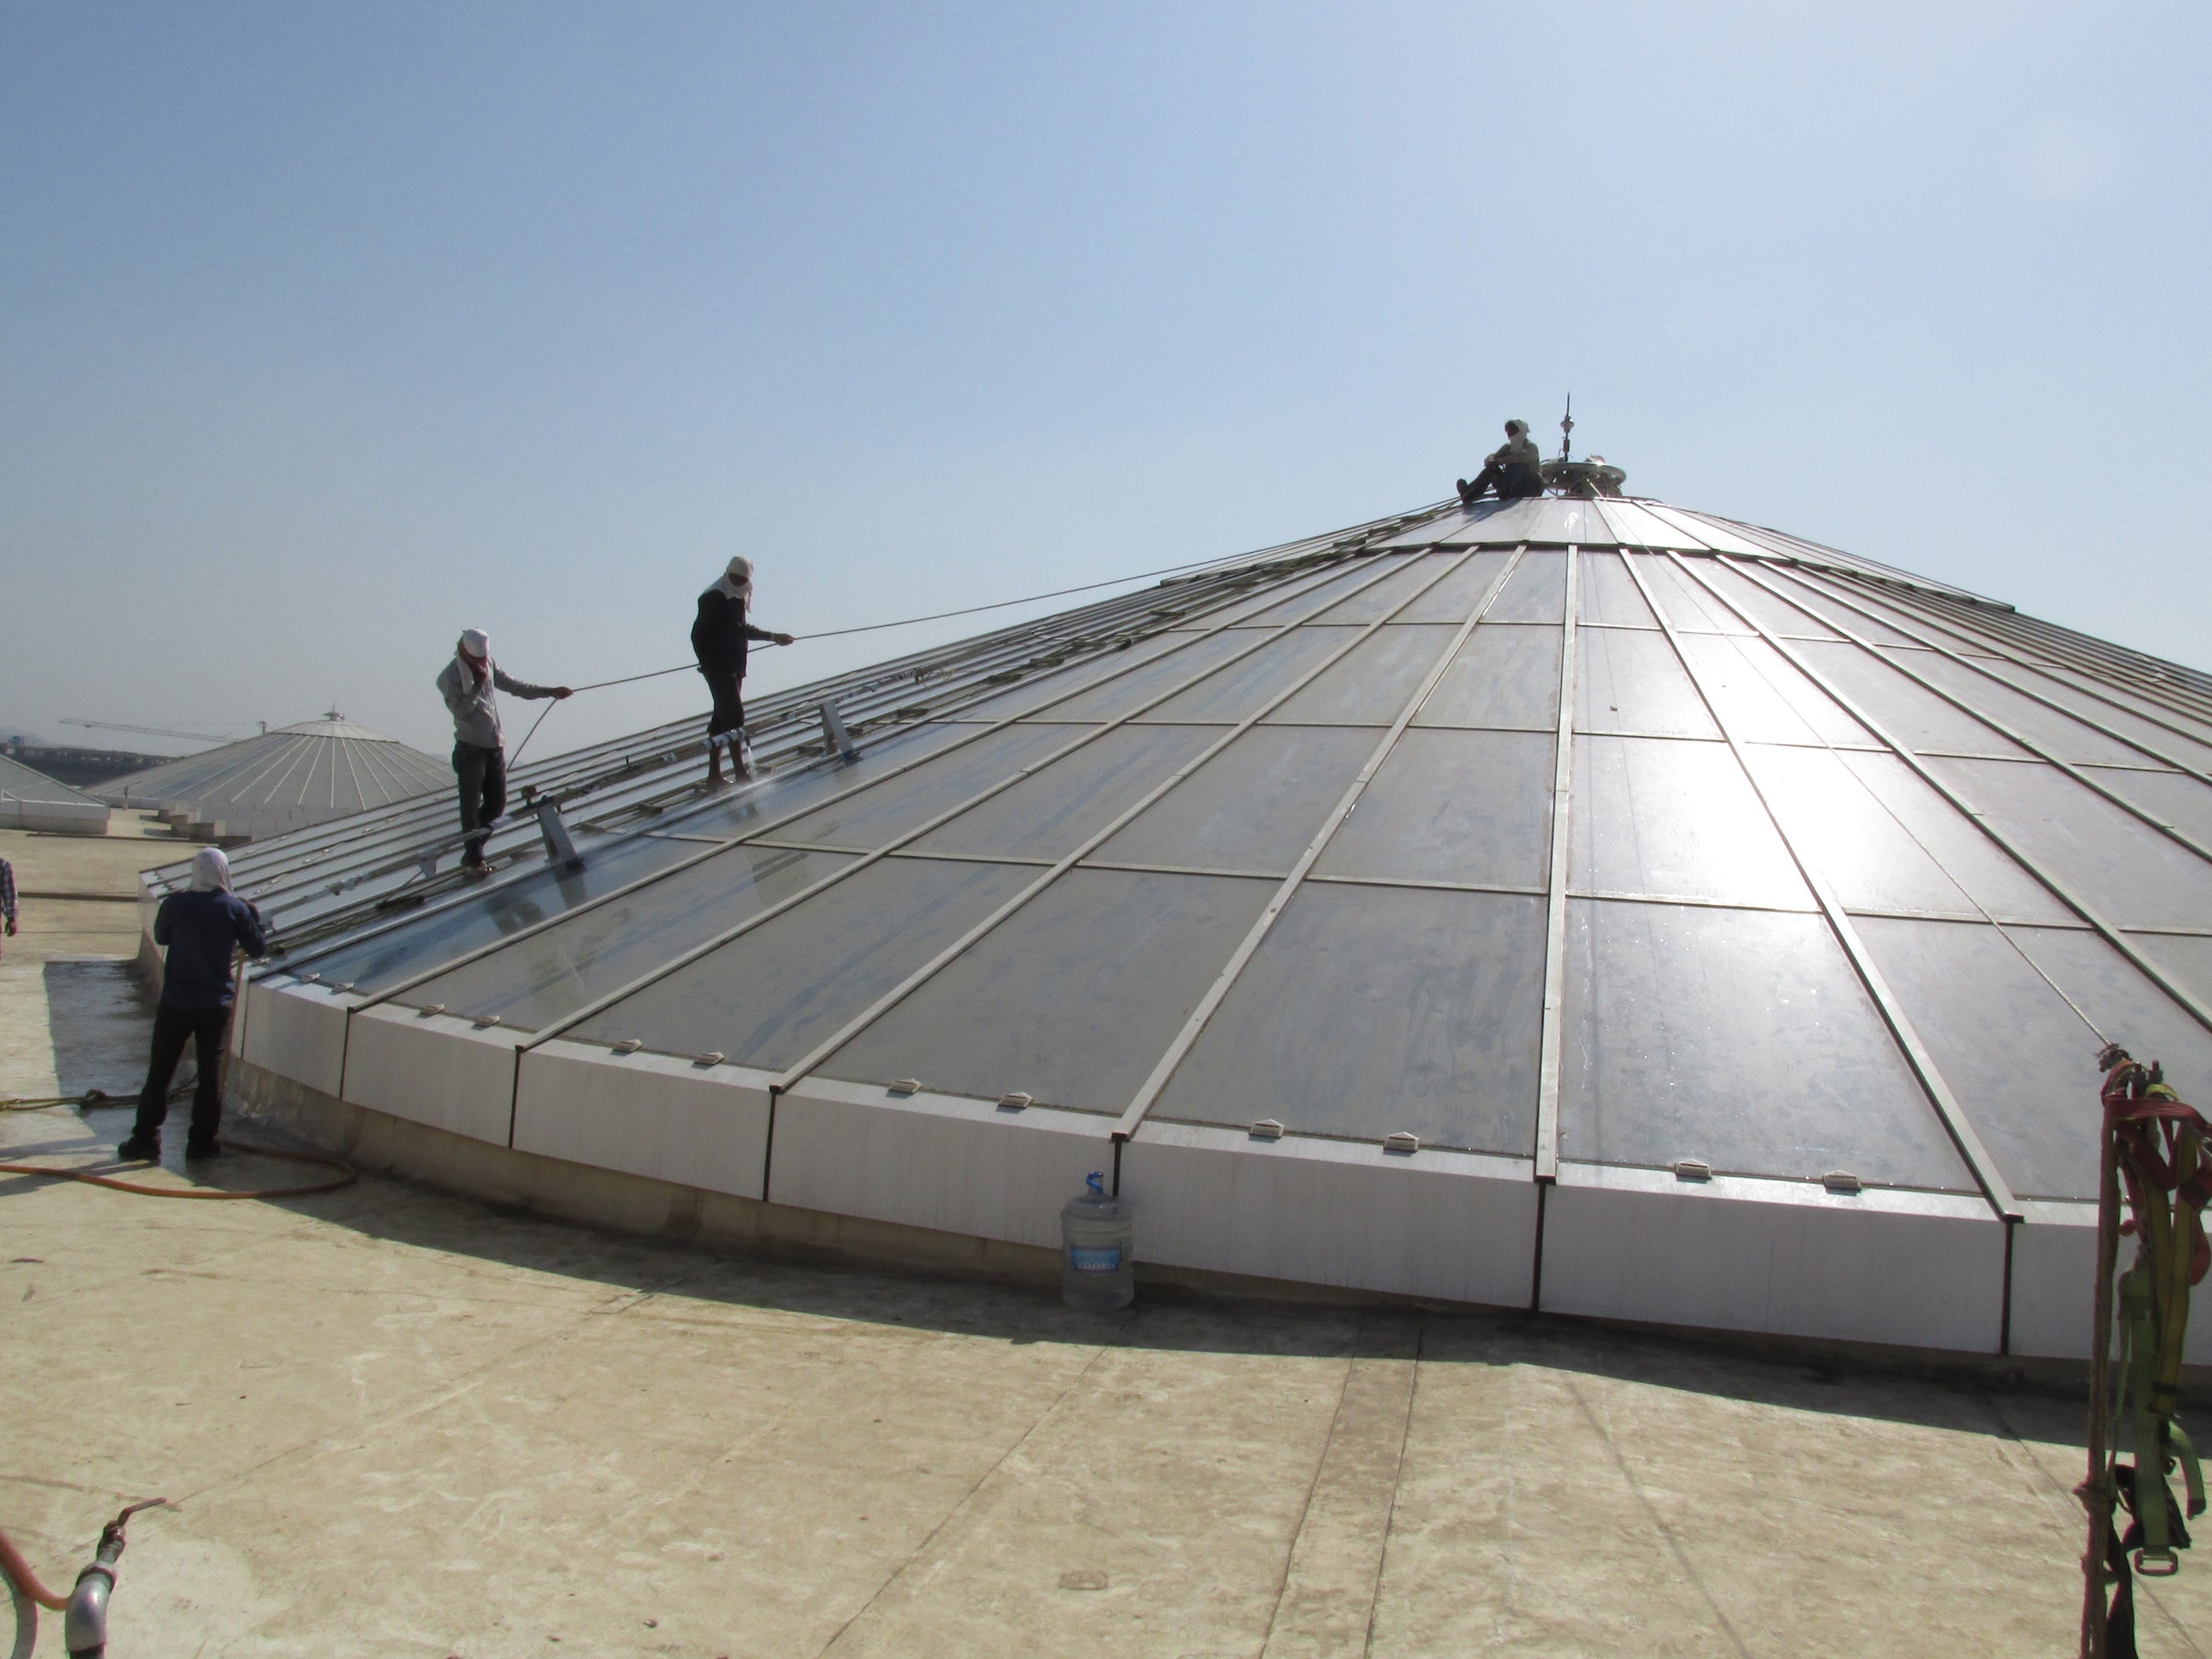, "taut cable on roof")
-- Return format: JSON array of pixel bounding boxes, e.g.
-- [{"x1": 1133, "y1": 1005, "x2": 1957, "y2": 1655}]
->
[{"x1": 501, "y1": 543, "x2": 1366, "y2": 763}]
